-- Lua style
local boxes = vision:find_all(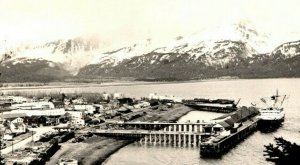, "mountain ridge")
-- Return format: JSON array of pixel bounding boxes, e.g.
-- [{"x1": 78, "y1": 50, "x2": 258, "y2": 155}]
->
[{"x1": 1, "y1": 21, "x2": 300, "y2": 82}]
